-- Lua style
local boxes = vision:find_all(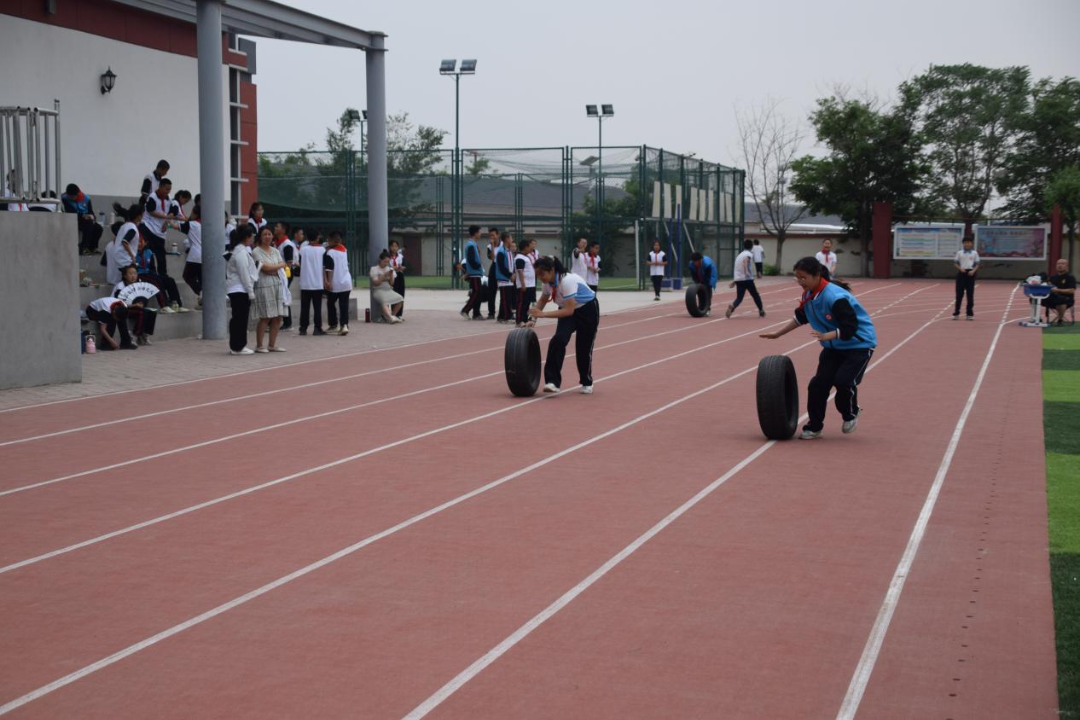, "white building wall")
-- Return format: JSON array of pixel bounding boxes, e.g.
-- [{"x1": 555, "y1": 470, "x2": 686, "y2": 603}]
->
[{"x1": 0, "y1": 15, "x2": 229, "y2": 199}]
